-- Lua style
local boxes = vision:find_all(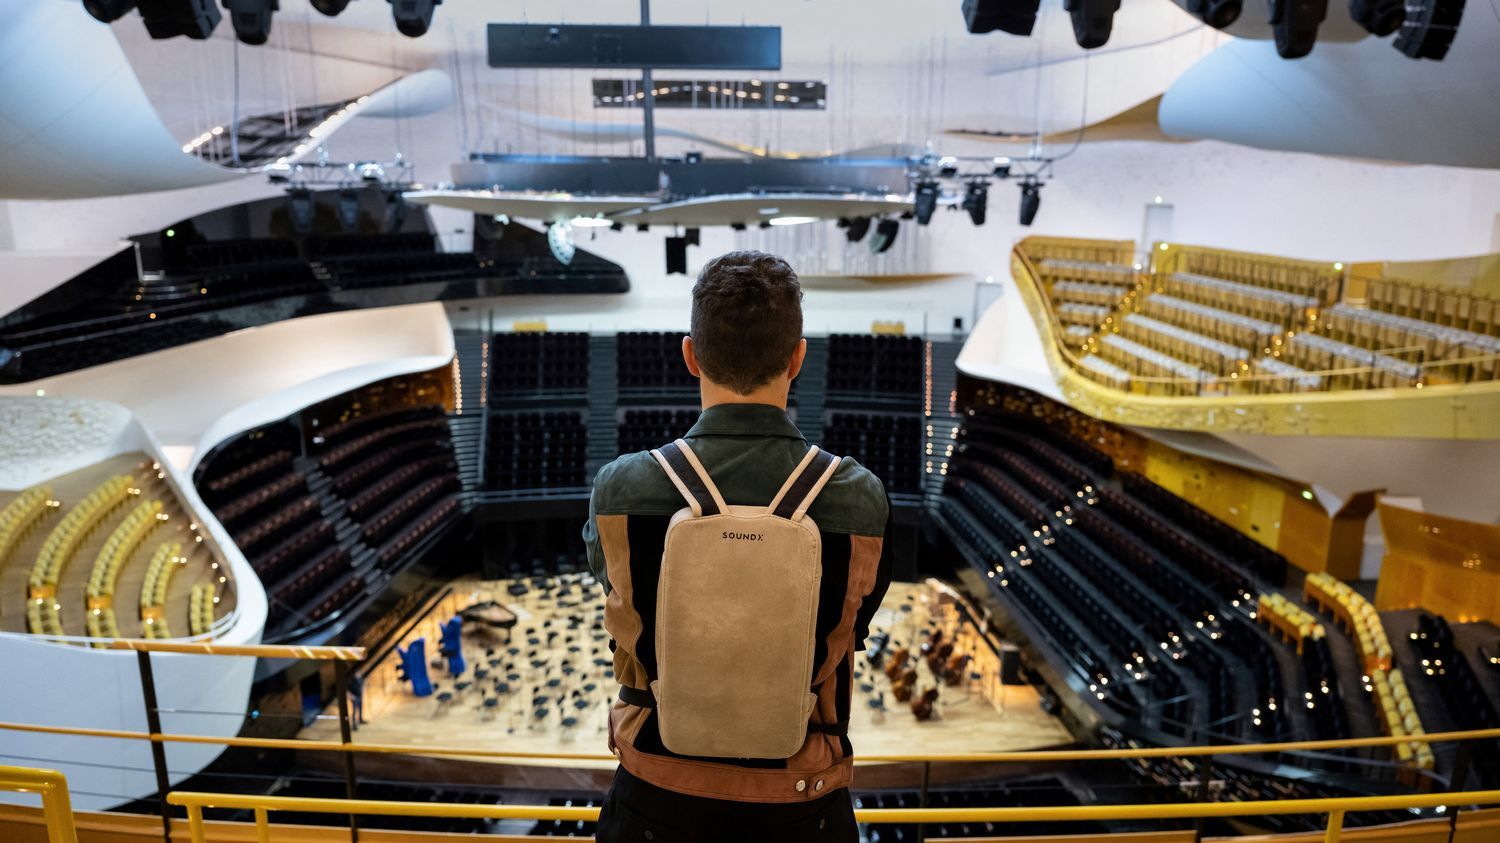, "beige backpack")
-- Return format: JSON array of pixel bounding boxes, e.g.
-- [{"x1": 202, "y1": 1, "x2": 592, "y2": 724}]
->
[{"x1": 641, "y1": 438, "x2": 842, "y2": 759}]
